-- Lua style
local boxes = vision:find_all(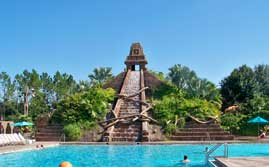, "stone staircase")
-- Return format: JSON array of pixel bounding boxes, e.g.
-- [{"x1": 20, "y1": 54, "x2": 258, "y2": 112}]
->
[
  {"x1": 170, "y1": 122, "x2": 234, "y2": 141},
  {"x1": 111, "y1": 122, "x2": 142, "y2": 142},
  {"x1": 36, "y1": 124, "x2": 64, "y2": 141},
  {"x1": 110, "y1": 71, "x2": 142, "y2": 142}
]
